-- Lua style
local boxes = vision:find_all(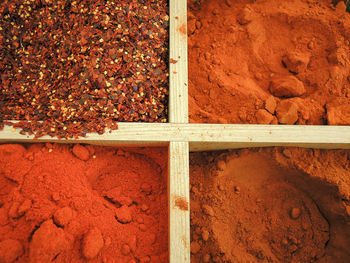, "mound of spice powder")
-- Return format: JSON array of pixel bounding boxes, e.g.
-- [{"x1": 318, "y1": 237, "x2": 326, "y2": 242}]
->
[
  {"x1": 188, "y1": 0, "x2": 350, "y2": 125},
  {"x1": 0, "y1": 144, "x2": 168, "y2": 262},
  {"x1": 0, "y1": 0, "x2": 169, "y2": 138},
  {"x1": 190, "y1": 148, "x2": 350, "y2": 262}
]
